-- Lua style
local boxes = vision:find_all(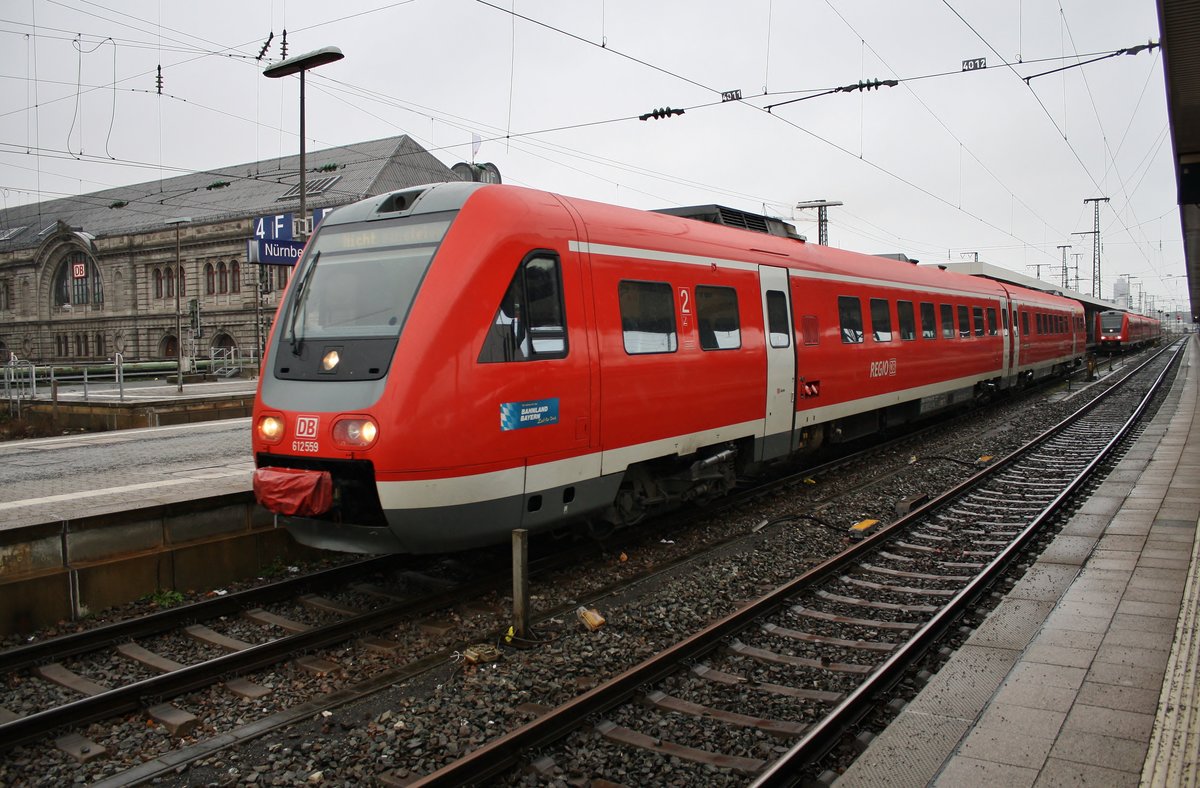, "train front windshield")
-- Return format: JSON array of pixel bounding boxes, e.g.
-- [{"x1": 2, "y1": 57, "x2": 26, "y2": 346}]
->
[
  {"x1": 1100, "y1": 312, "x2": 1124, "y2": 335},
  {"x1": 287, "y1": 213, "x2": 454, "y2": 341}
]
